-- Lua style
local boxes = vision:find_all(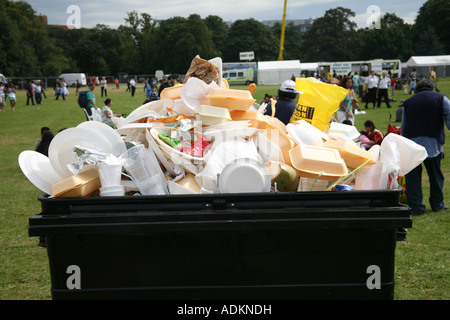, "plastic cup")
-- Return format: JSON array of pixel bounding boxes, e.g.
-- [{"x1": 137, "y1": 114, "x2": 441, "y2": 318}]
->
[
  {"x1": 298, "y1": 177, "x2": 329, "y2": 192},
  {"x1": 119, "y1": 144, "x2": 168, "y2": 196},
  {"x1": 99, "y1": 185, "x2": 125, "y2": 197},
  {"x1": 98, "y1": 164, "x2": 122, "y2": 188}
]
